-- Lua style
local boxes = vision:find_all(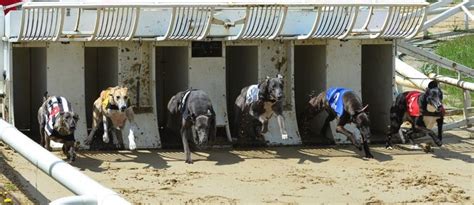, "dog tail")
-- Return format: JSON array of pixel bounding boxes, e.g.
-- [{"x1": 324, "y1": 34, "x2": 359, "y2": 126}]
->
[{"x1": 43, "y1": 91, "x2": 49, "y2": 102}]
